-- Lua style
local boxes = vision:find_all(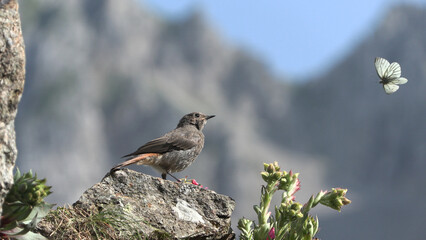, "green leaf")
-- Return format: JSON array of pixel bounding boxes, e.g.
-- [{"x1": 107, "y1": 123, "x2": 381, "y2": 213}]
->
[
  {"x1": 253, "y1": 223, "x2": 271, "y2": 240},
  {"x1": 2, "y1": 204, "x2": 33, "y2": 223},
  {"x1": 253, "y1": 205, "x2": 261, "y2": 215},
  {"x1": 21, "y1": 202, "x2": 54, "y2": 225},
  {"x1": 0, "y1": 220, "x2": 18, "y2": 231}
]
